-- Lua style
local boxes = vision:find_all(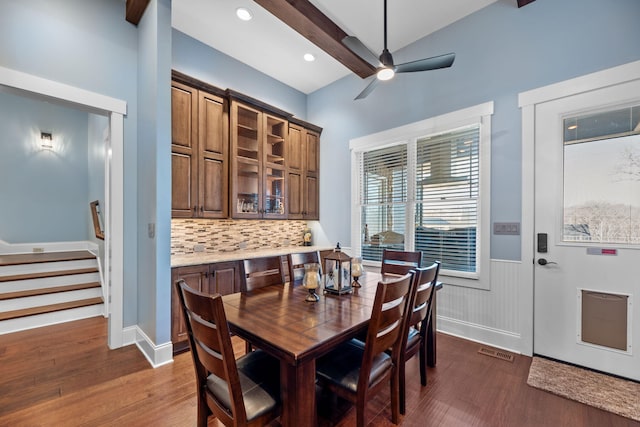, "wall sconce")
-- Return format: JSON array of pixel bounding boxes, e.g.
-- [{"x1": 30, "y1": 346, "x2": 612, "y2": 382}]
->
[{"x1": 40, "y1": 132, "x2": 53, "y2": 149}]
